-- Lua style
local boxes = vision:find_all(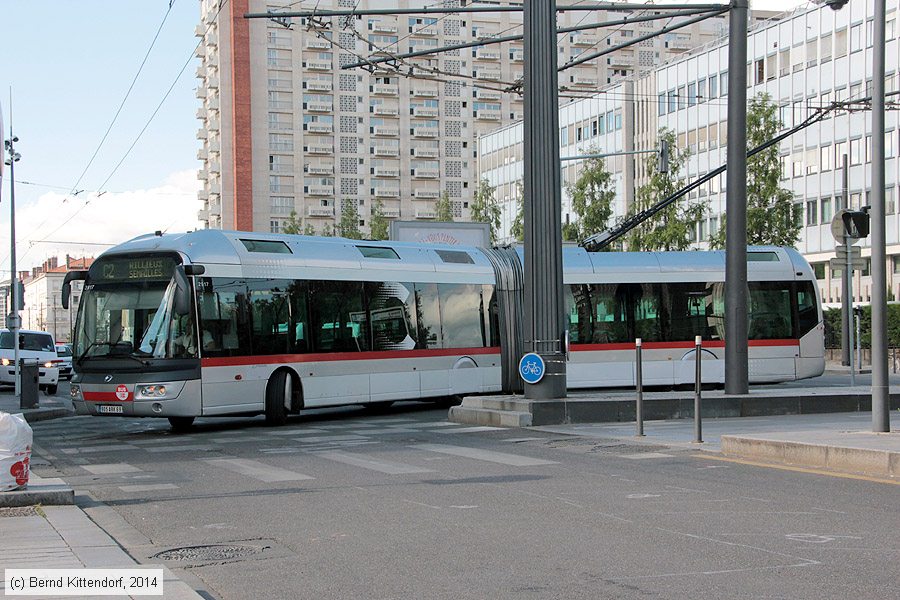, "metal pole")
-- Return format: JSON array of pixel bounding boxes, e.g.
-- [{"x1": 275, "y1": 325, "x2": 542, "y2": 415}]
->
[
  {"x1": 635, "y1": 338, "x2": 643, "y2": 437},
  {"x1": 694, "y1": 335, "x2": 703, "y2": 443},
  {"x1": 848, "y1": 230, "x2": 856, "y2": 386},
  {"x1": 724, "y1": 0, "x2": 748, "y2": 395},
  {"x1": 841, "y1": 155, "x2": 851, "y2": 367},
  {"x1": 856, "y1": 309, "x2": 862, "y2": 372},
  {"x1": 523, "y1": 0, "x2": 566, "y2": 399},
  {"x1": 871, "y1": 0, "x2": 890, "y2": 433}
]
